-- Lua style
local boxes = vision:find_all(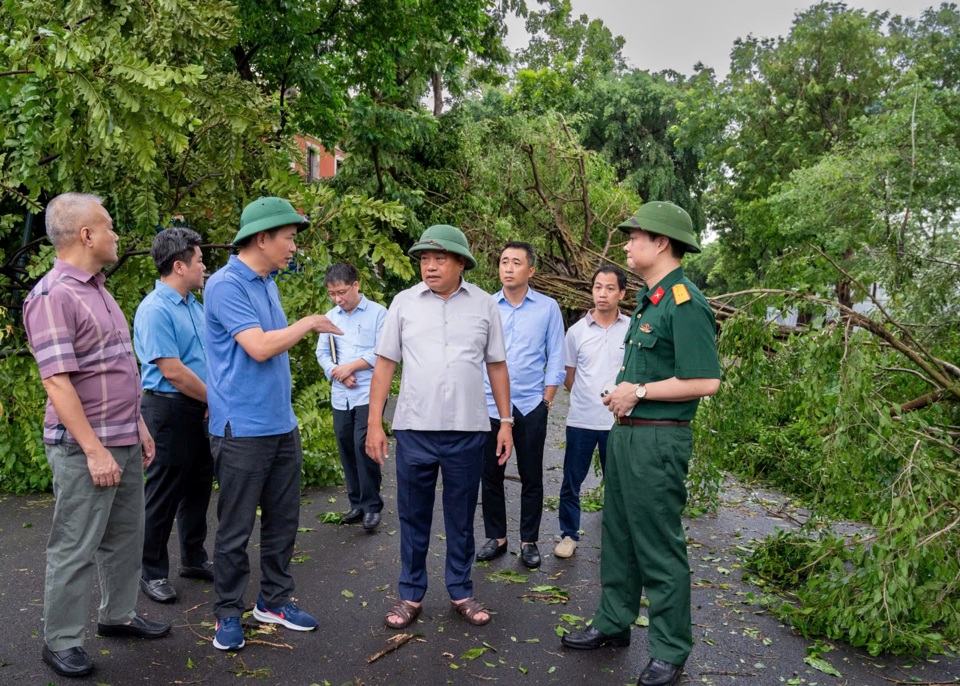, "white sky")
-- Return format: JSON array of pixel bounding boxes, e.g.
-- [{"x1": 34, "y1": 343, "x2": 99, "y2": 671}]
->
[{"x1": 506, "y1": 0, "x2": 939, "y2": 79}]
